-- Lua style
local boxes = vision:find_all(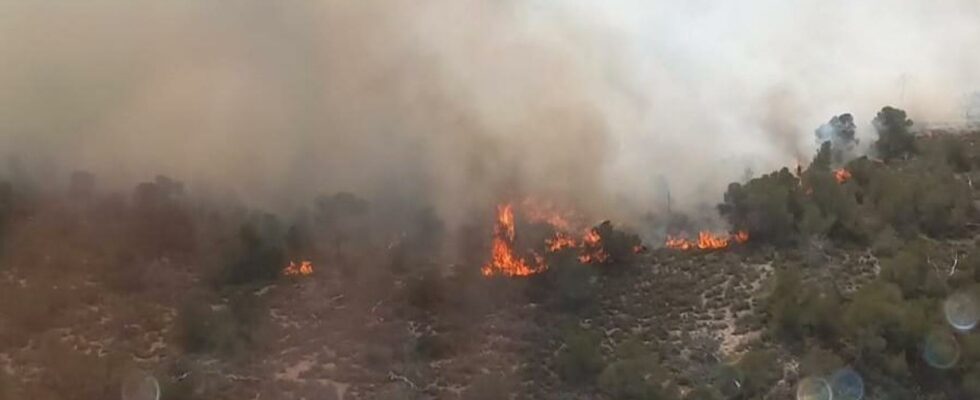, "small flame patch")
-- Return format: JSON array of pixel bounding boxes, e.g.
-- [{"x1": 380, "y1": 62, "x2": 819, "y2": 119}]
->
[{"x1": 284, "y1": 260, "x2": 314, "y2": 276}]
